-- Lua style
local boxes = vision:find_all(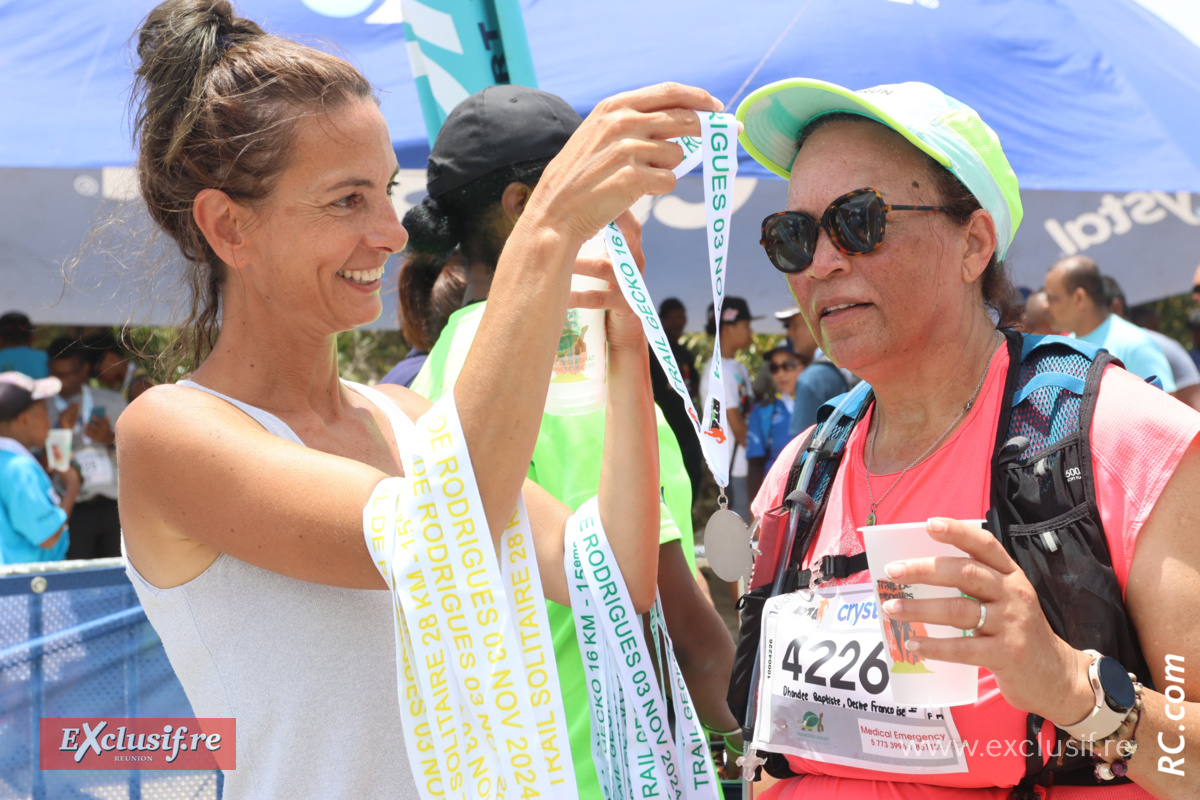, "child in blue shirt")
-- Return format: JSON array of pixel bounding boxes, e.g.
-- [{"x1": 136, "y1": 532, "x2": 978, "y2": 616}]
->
[{"x1": 0, "y1": 372, "x2": 80, "y2": 563}]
